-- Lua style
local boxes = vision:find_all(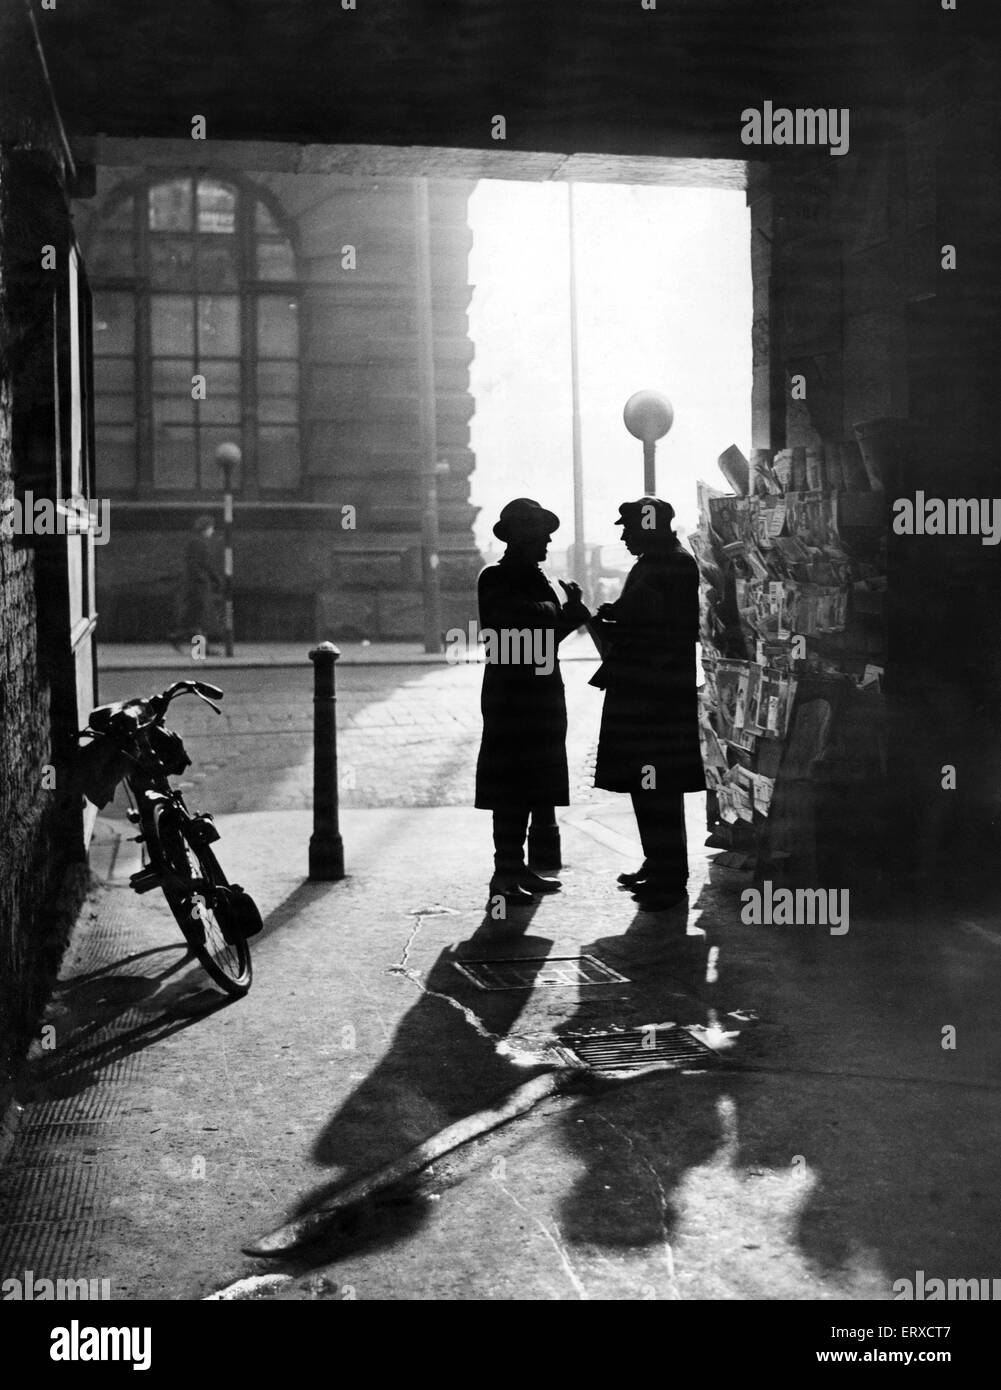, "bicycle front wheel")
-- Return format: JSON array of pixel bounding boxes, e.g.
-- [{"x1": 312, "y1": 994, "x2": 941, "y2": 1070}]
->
[{"x1": 152, "y1": 802, "x2": 252, "y2": 997}]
